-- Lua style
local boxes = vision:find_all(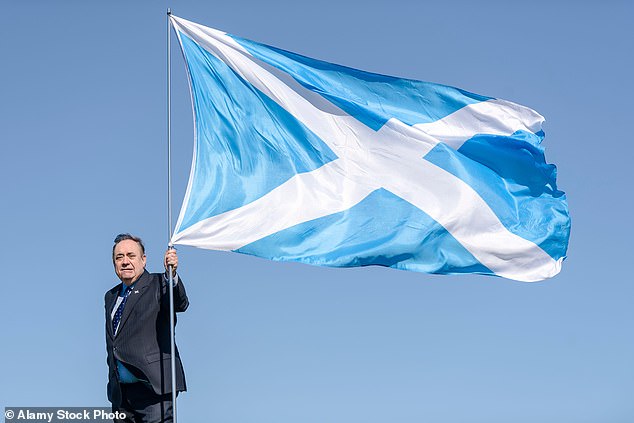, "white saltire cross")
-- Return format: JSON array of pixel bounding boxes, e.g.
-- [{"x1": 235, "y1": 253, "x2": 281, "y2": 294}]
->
[{"x1": 171, "y1": 17, "x2": 561, "y2": 282}]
